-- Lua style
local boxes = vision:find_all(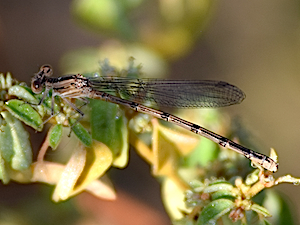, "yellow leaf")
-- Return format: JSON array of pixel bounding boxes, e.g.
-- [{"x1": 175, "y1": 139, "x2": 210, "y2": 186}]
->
[
  {"x1": 70, "y1": 141, "x2": 113, "y2": 198},
  {"x1": 162, "y1": 178, "x2": 190, "y2": 220},
  {"x1": 156, "y1": 120, "x2": 199, "y2": 156},
  {"x1": 152, "y1": 119, "x2": 198, "y2": 176},
  {"x1": 31, "y1": 141, "x2": 115, "y2": 202},
  {"x1": 52, "y1": 146, "x2": 86, "y2": 201}
]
